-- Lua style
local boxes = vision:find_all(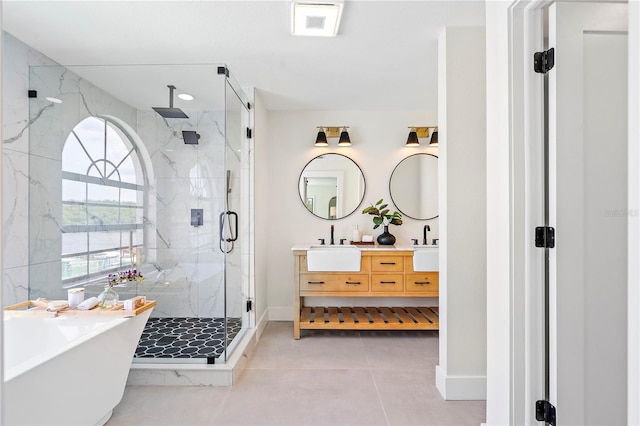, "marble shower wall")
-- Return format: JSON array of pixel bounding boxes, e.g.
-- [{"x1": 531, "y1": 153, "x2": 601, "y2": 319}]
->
[{"x1": 2, "y1": 34, "x2": 245, "y2": 319}]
